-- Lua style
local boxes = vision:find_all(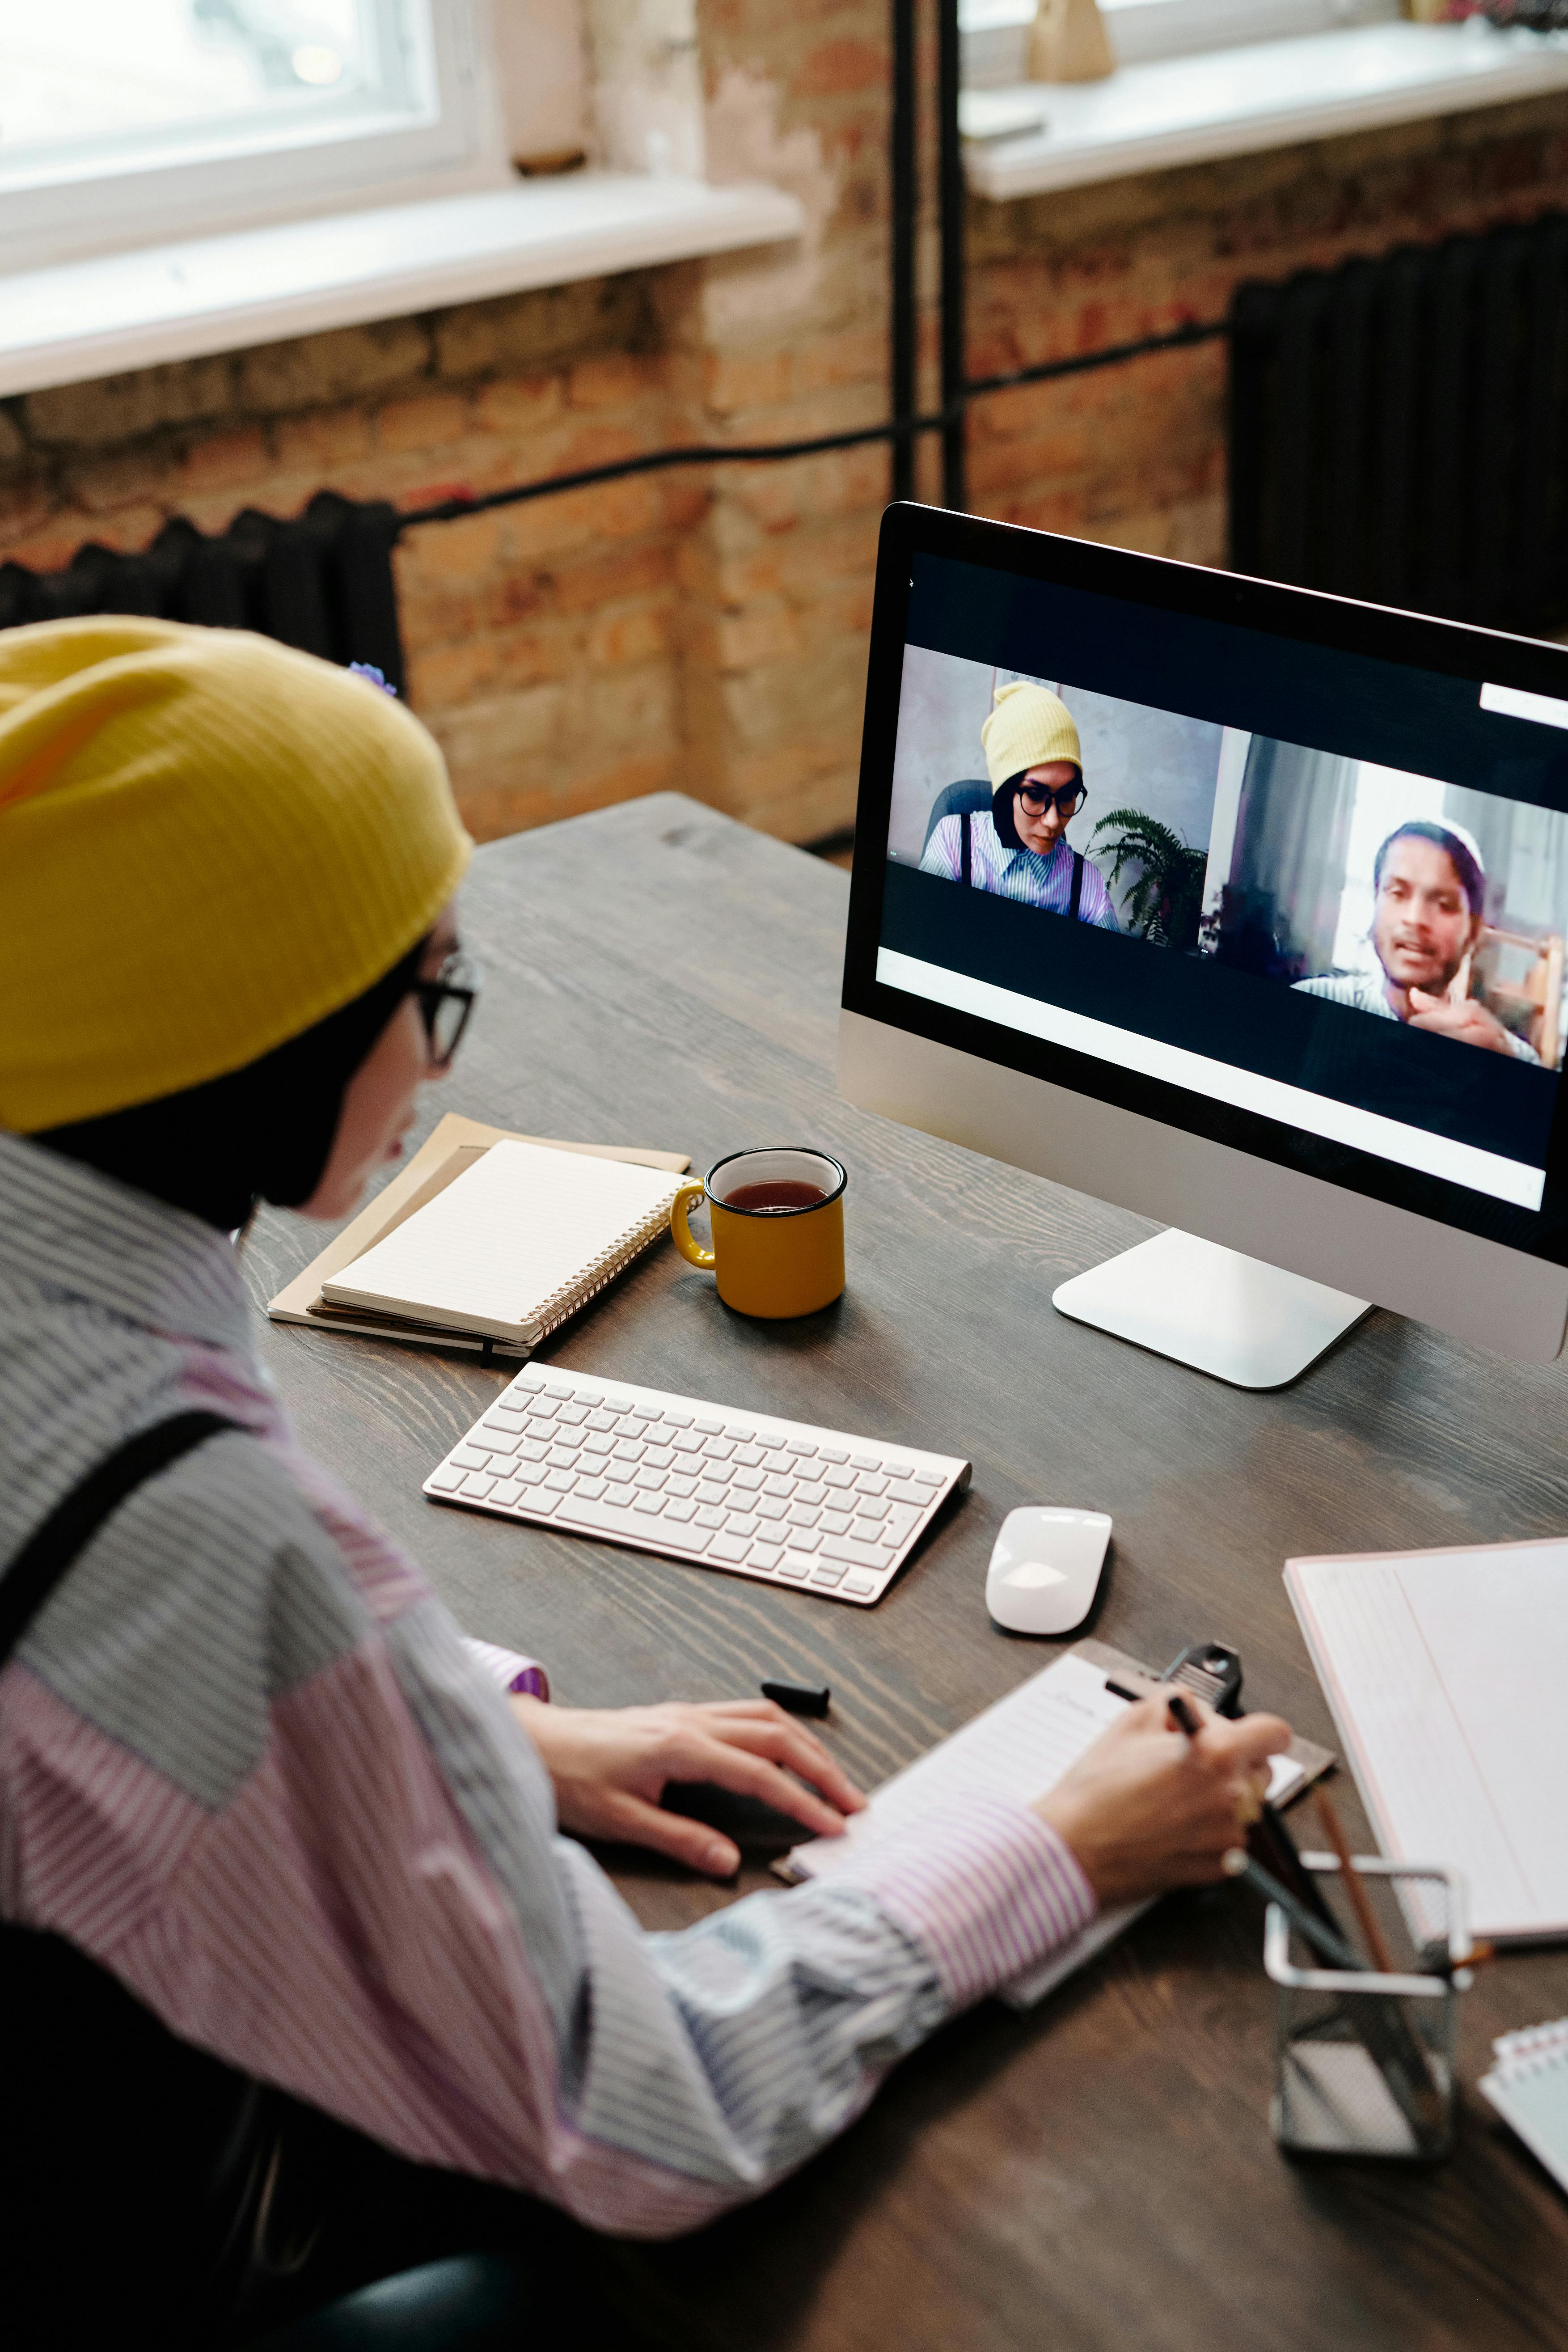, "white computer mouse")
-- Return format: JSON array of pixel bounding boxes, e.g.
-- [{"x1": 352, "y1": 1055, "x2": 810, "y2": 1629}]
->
[{"x1": 985, "y1": 1506, "x2": 1112, "y2": 1636}]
